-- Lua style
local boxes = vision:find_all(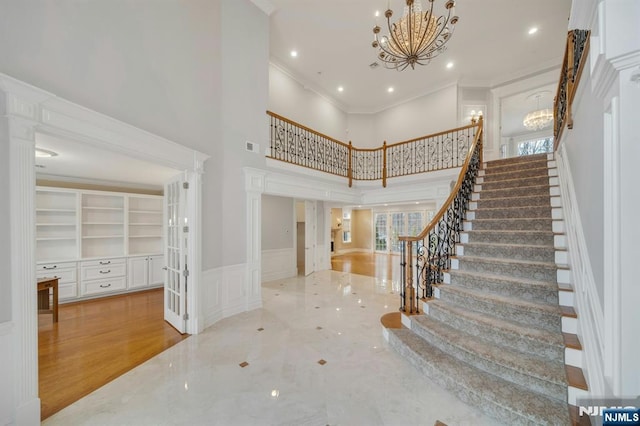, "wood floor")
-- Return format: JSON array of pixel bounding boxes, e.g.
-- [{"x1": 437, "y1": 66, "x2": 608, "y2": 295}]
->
[
  {"x1": 38, "y1": 288, "x2": 188, "y2": 420},
  {"x1": 331, "y1": 251, "x2": 400, "y2": 281}
]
